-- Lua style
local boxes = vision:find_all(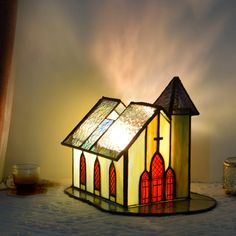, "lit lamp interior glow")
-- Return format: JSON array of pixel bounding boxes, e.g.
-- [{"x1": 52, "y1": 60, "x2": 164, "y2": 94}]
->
[{"x1": 62, "y1": 77, "x2": 216, "y2": 215}]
